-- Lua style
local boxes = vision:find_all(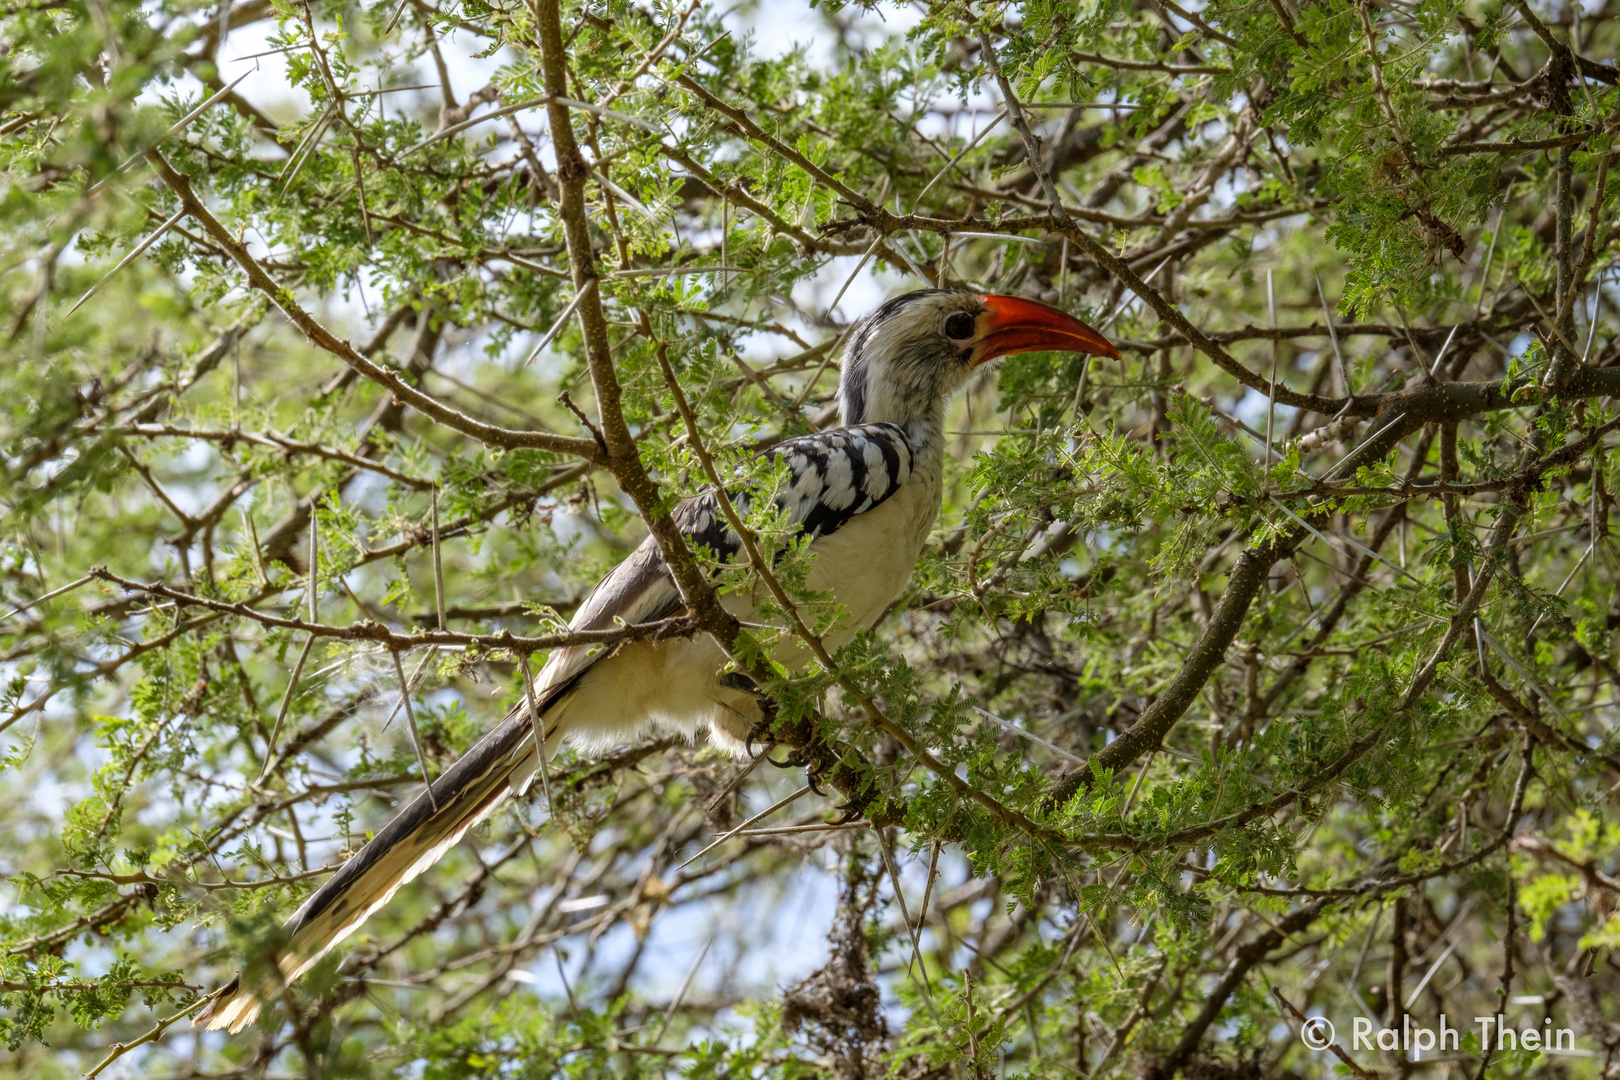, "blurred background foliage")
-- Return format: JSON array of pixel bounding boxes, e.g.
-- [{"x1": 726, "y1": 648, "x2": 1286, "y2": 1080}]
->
[{"x1": 3, "y1": 0, "x2": 1620, "y2": 1076}]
